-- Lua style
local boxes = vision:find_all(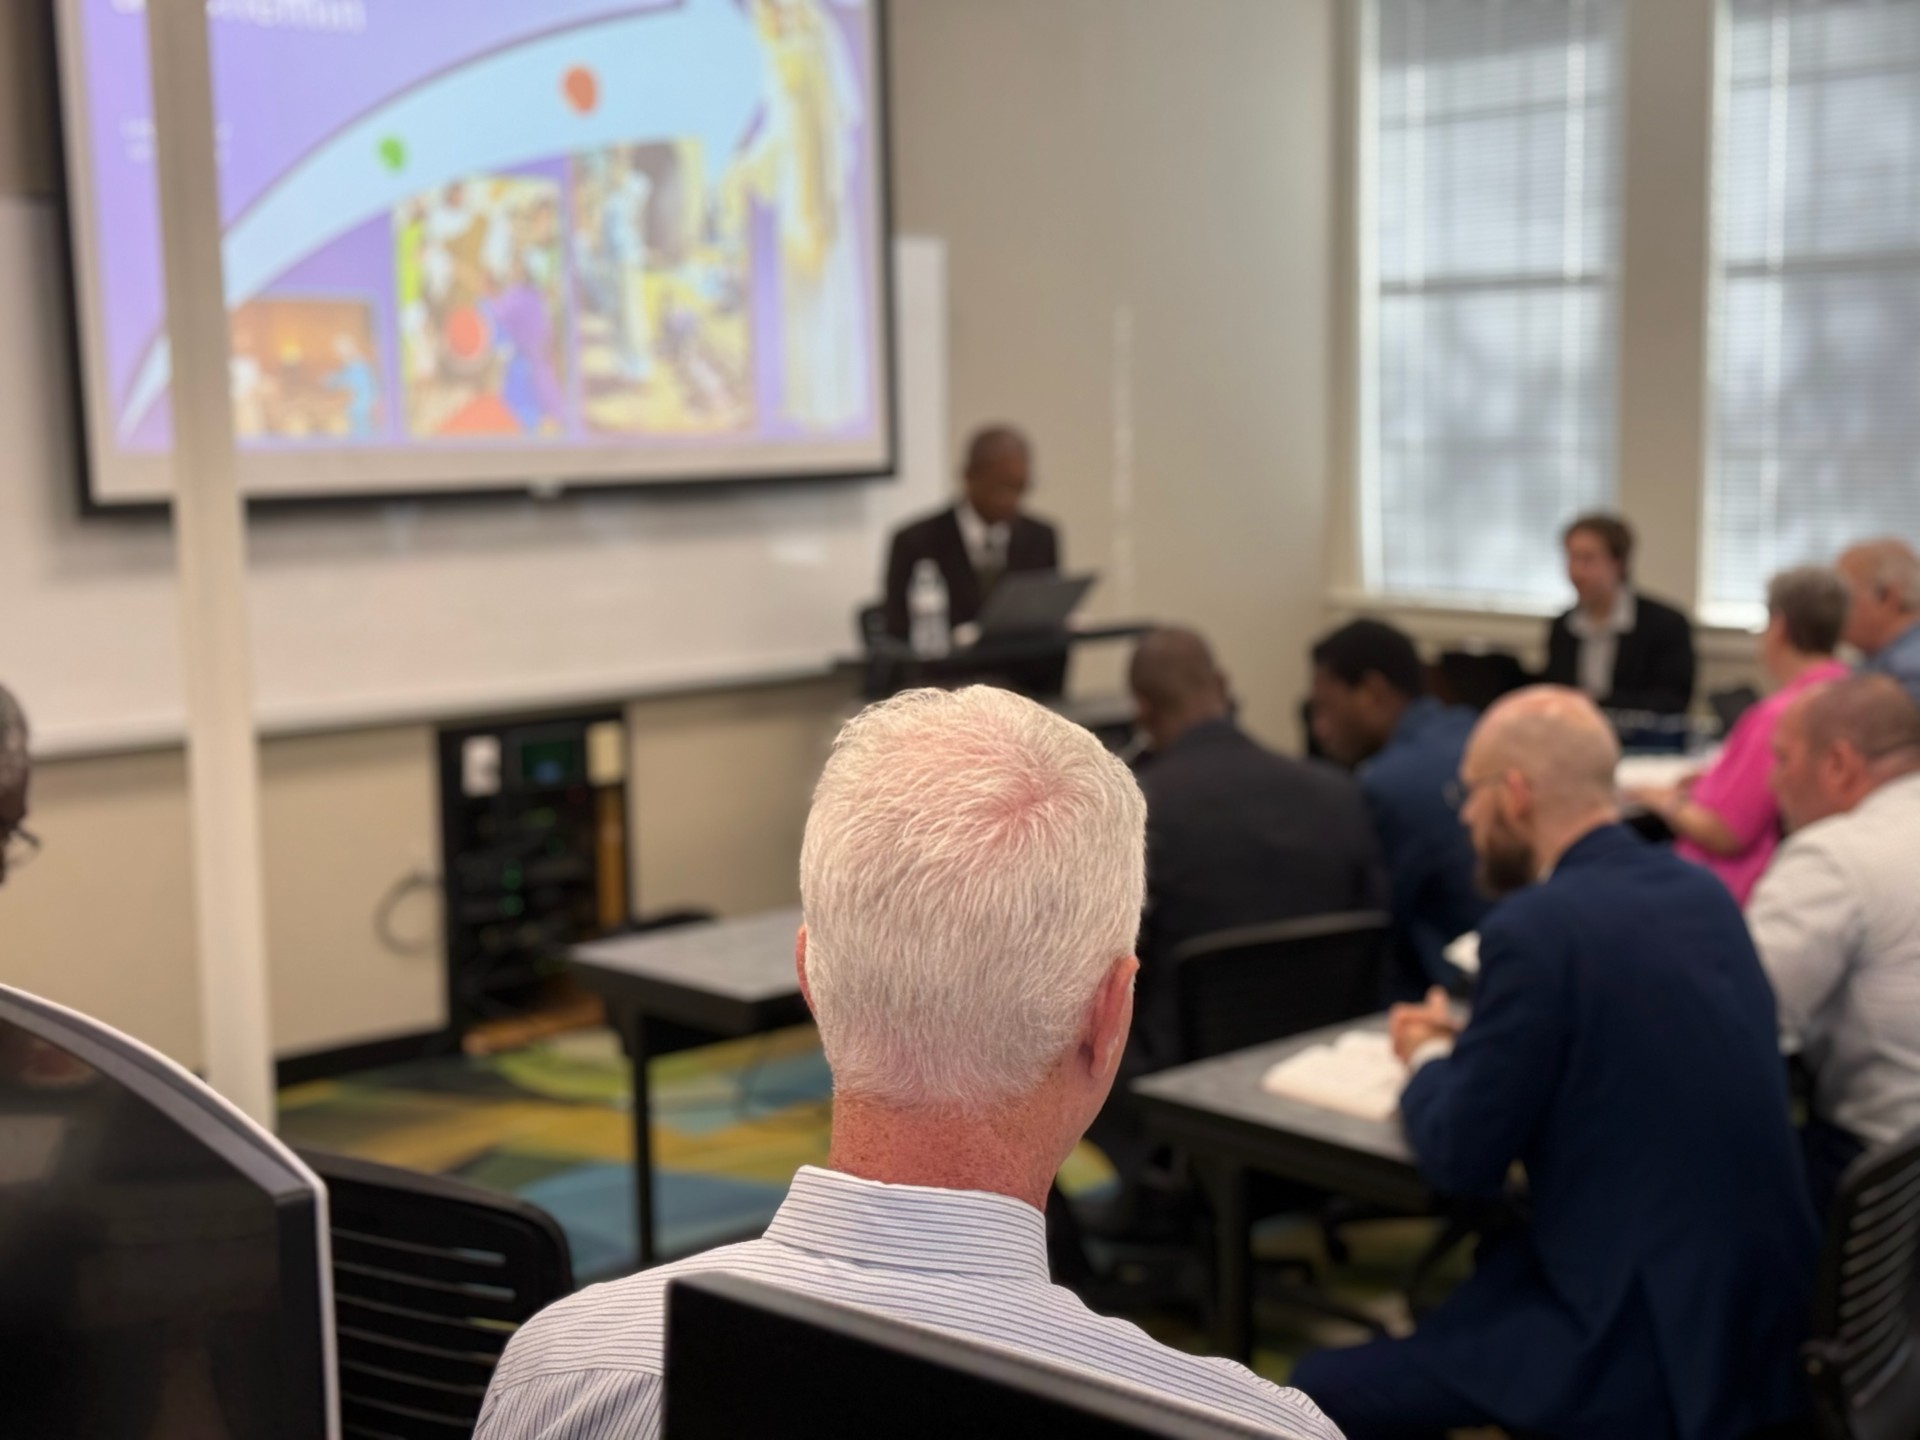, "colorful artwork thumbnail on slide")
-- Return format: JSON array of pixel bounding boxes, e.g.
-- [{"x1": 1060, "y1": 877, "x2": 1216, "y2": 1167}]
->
[
  {"x1": 69, "y1": 0, "x2": 885, "y2": 474},
  {"x1": 395, "y1": 176, "x2": 568, "y2": 439}
]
